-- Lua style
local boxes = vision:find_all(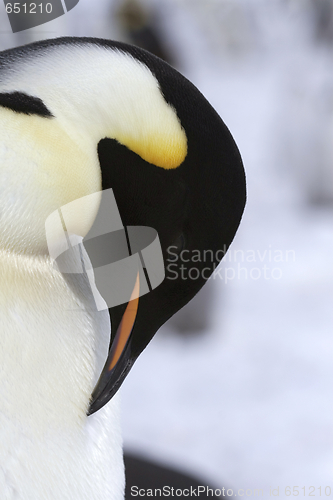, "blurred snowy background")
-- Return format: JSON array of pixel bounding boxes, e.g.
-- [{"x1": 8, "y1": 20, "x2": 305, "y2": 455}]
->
[{"x1": 1, "y1": 0, "x2": 332, "y2": 497}]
